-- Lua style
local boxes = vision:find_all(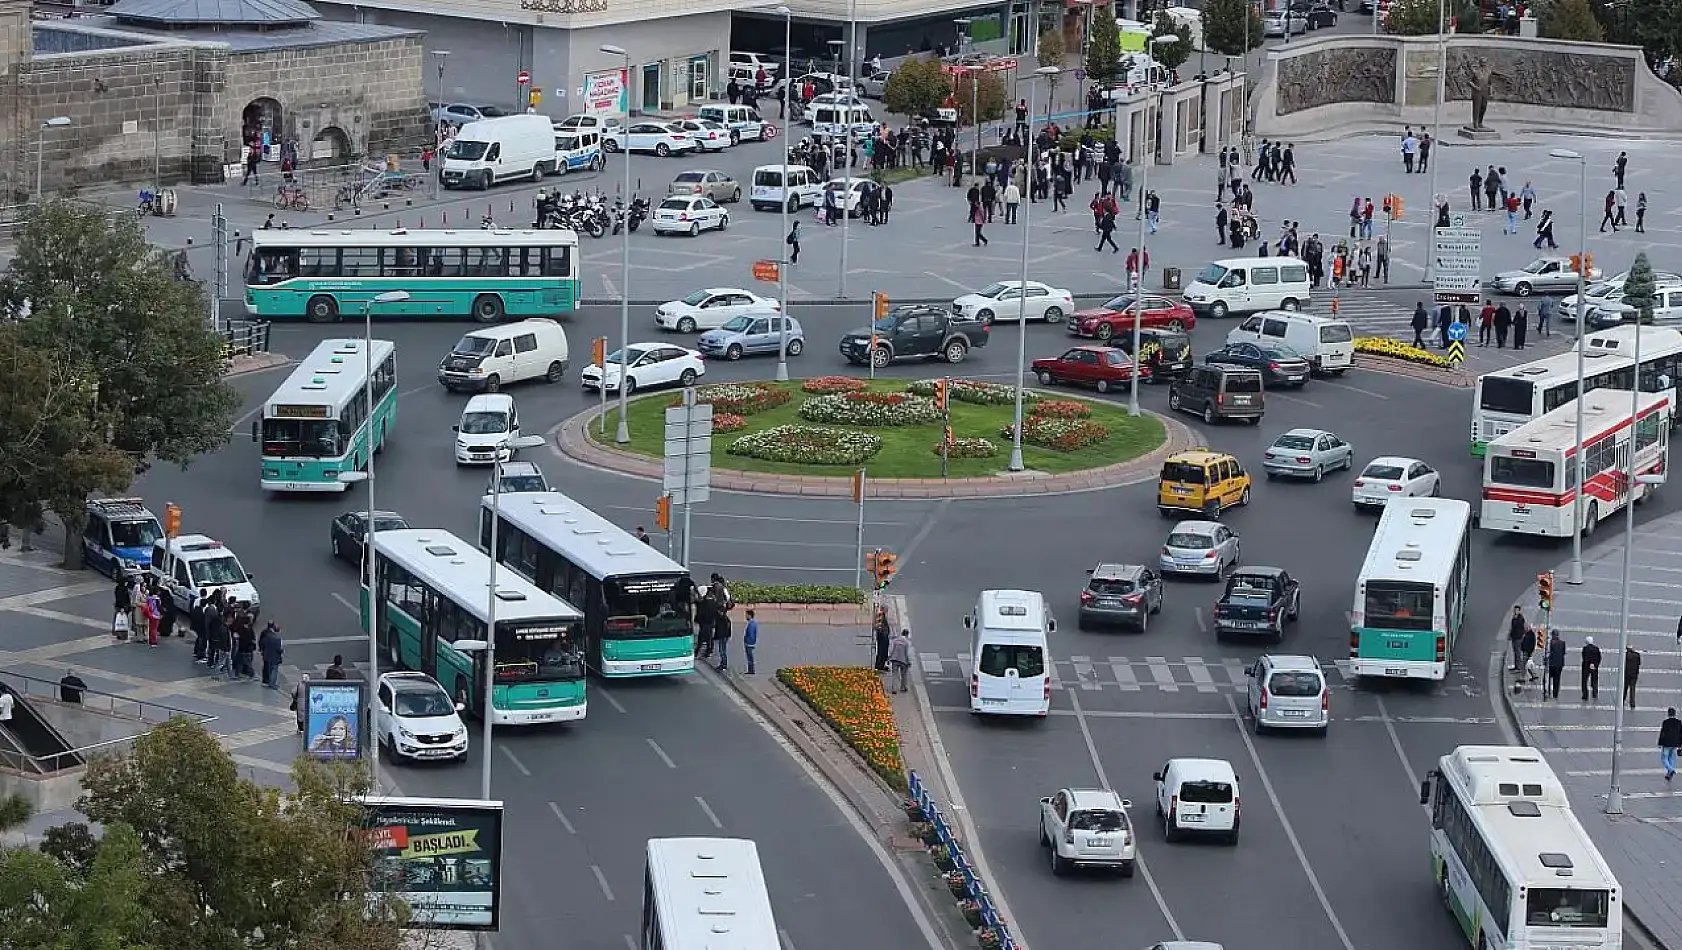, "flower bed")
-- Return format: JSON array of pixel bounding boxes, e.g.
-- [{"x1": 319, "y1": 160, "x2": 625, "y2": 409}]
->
[
  {"x1": 802, "y1": 375, "x2": 868, "y2": 394},
  {"x1": 1032, "y1": 399, "x2": 1093, "y2": 420},
  {"x1": 1001, "y1": 399, "x2": 1112, "y2": 451},
  {"x1": 779, "y1": 666, "x2": 907, "y2": 791},
  {"x1": 936, "y1": 437, "x2": 1000, "y2": 459},
  {"x1": 728, "y1": 425, "x2": 883, "y2": 465},
  {"x1": 731, "y1": 582, "x2": 865, "y2": 605},
  {"x1": 799, "y1": 391, "x2": 942, "y2": 427},
  {"x1": 672, "y1": 382, "x2": 793, "y2": 415},
  {"x1": 1354, "y1": 337, "x2": 1454, "y2": 369},
  {"x1": 712, "y1": 412, "x2": 747, "y2": 434},
  {"x1": 906, "y1": 378, "x2": 1040, "y2": 407}
]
